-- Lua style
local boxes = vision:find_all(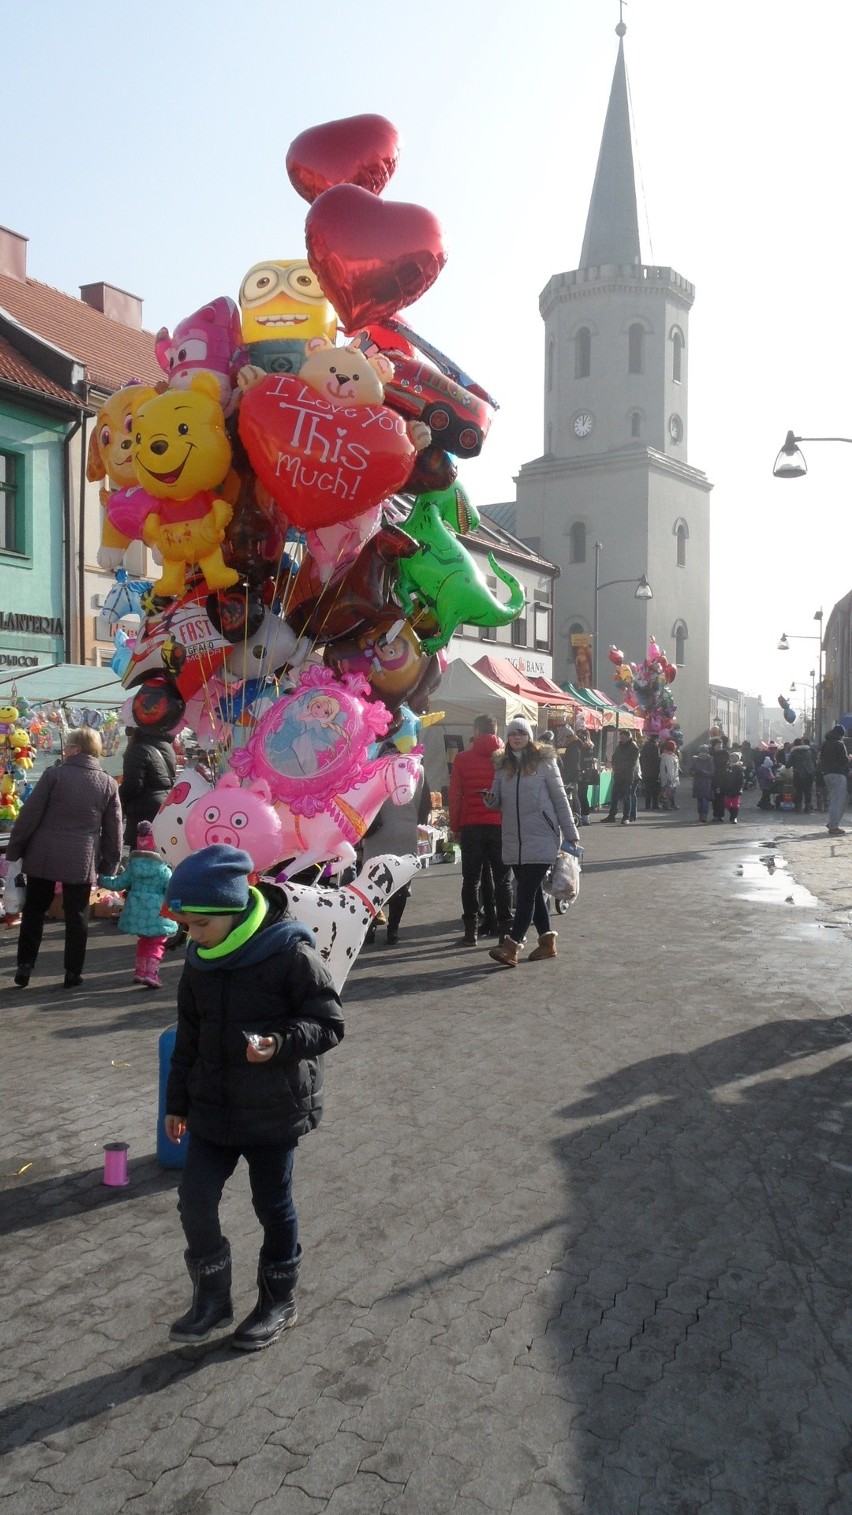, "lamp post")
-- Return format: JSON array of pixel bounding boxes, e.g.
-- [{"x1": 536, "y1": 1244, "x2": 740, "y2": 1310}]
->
[
  {"x1": 777, "y1": 609, "x2": 824, "y2": 738},
  {"x1": 592, "y1": 541, "x2": 653, "y2": 688},
  {"x1": 773, "y1": 431, "x2": 852, "y2": 479}
]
